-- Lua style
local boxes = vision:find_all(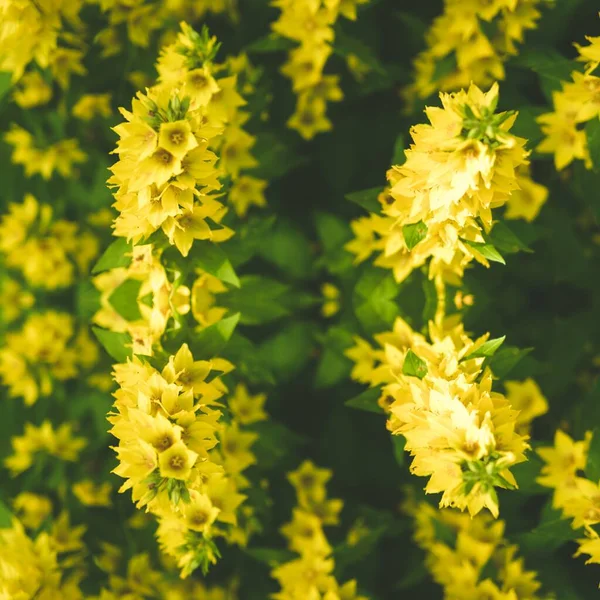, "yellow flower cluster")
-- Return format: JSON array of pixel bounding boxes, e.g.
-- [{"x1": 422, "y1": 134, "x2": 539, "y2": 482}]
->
[
  {"x1": 110, "y1": 345, "x2": 265, "y2": 576},
  {"x1": 91, "y1": 544, "x2": 237, "y2": 599},
  {"x1": 0, "y1": 0, "x2": 86, "y2": 82},
  {"x1": 4, "y1": 420, "x2": 86, "y2": 476},
  {"x1": 271, "y1": 0, "x2": 368, "y2": 139},
  {"x1": 156, "y1": 25, "x2": 267, "y2": 218},
  {"x1": 111, "y1": 24, "x2": 266, "y2": 253},
  {"x1": 346, "y1": 316, "x2": 530, "y2": 517},
  {"x1": 408, "y1": 500, "x2": 542, "y2": 599},
  {"x1": 346, "y1": 83, "x2": 533, "y2": 285},
  {"x1": 4, "y1": 125, "x2": 87, "y2": 180},
  {"x1": 0, "y1": 514, "x2": 86, "y2": 600},
  {"x1": 0, "y1": 311, "x2": 98, "y2": 406},
  {"x1": 537, "y1": 30, "x2": 600, "y2": 170},
  {"x1": 537, "y1": 430, "x2": 600, "y2": 570},
  {"x1": 272, "y1": 460, "x2": 366, "y2": 600},
  {"x1": 403, "y1": 0, "x2": 543, "y2": 107},
  {"x1": 0, "y1": 194, "x2": 98, "y2": 289},
  {"x1": 0, "y1": 278, "x2": 35, "y2": 323},
  {"x1": 91, "y1": 0, "x2": 236, "y2": 56}
]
